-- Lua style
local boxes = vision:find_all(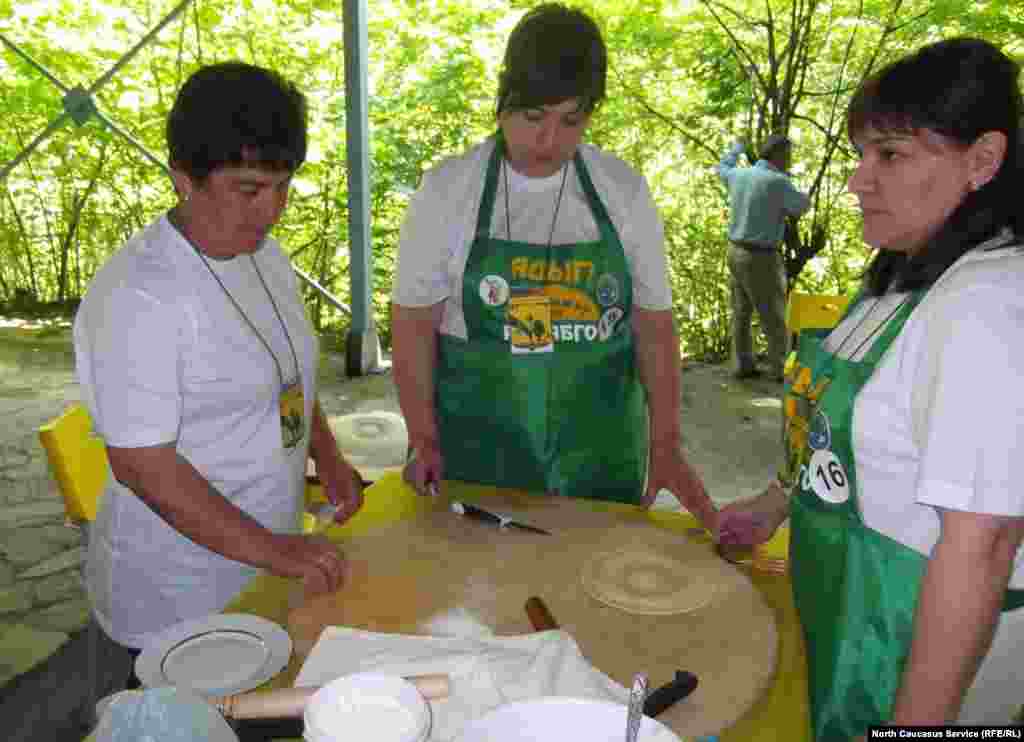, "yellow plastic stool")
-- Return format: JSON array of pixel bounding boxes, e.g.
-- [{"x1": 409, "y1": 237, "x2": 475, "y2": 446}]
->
[
  {"x1": 38, "y1": 404, "x2": 109, "y2": 524},
  {"x1": 785, "y1": 292, "x2": 851, "y2": 337},
  {"x1": 39, "y1": 404, "x2": 337, "y2": 534}
]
